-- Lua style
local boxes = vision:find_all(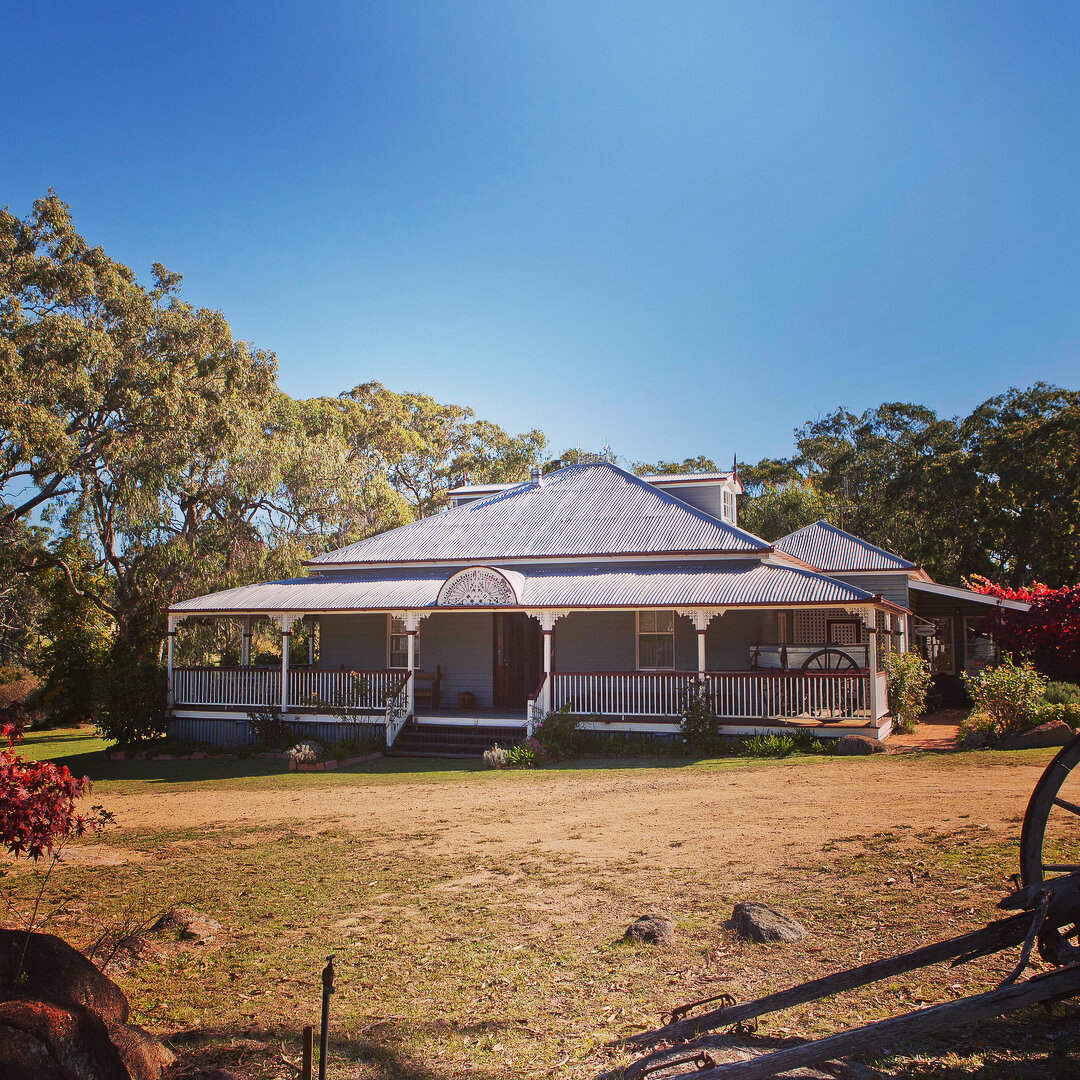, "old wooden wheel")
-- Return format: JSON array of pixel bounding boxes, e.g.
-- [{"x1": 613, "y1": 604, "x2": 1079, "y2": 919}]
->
[
  {"x1": 800, "y1": 648, "x2": 860, "y2": 672},
  {"x1": 1019, "y1": 732, "x2": 1080, "y2": 964}
]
